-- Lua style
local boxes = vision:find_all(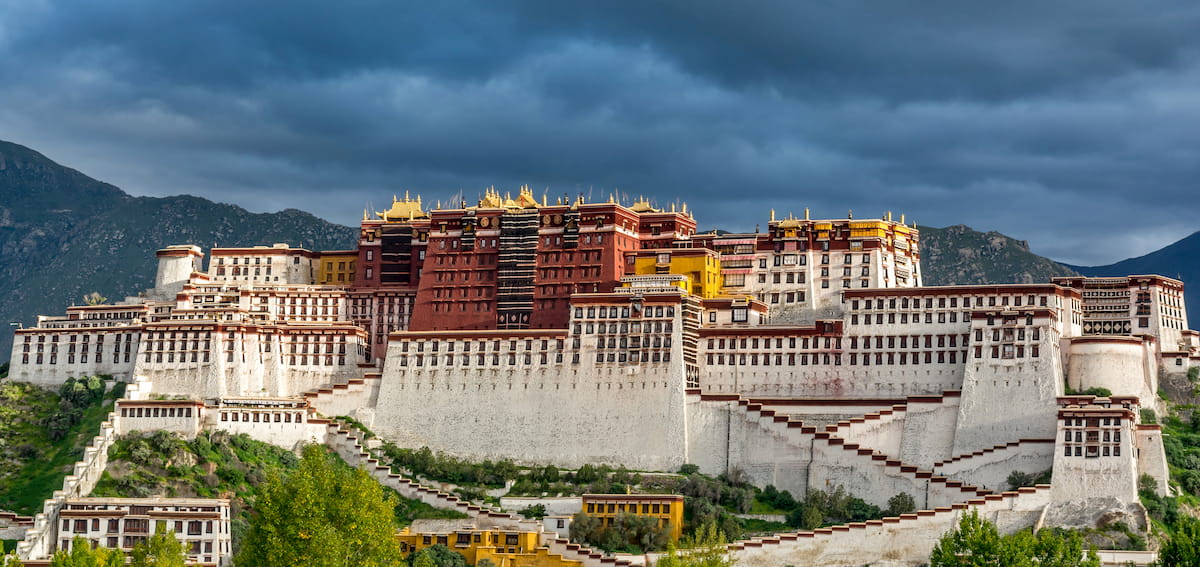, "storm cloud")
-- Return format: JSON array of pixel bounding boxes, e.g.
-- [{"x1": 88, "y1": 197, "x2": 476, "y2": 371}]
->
[{"x1": 2, "y1": 0, "x2": 1199, "y2": 264}]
